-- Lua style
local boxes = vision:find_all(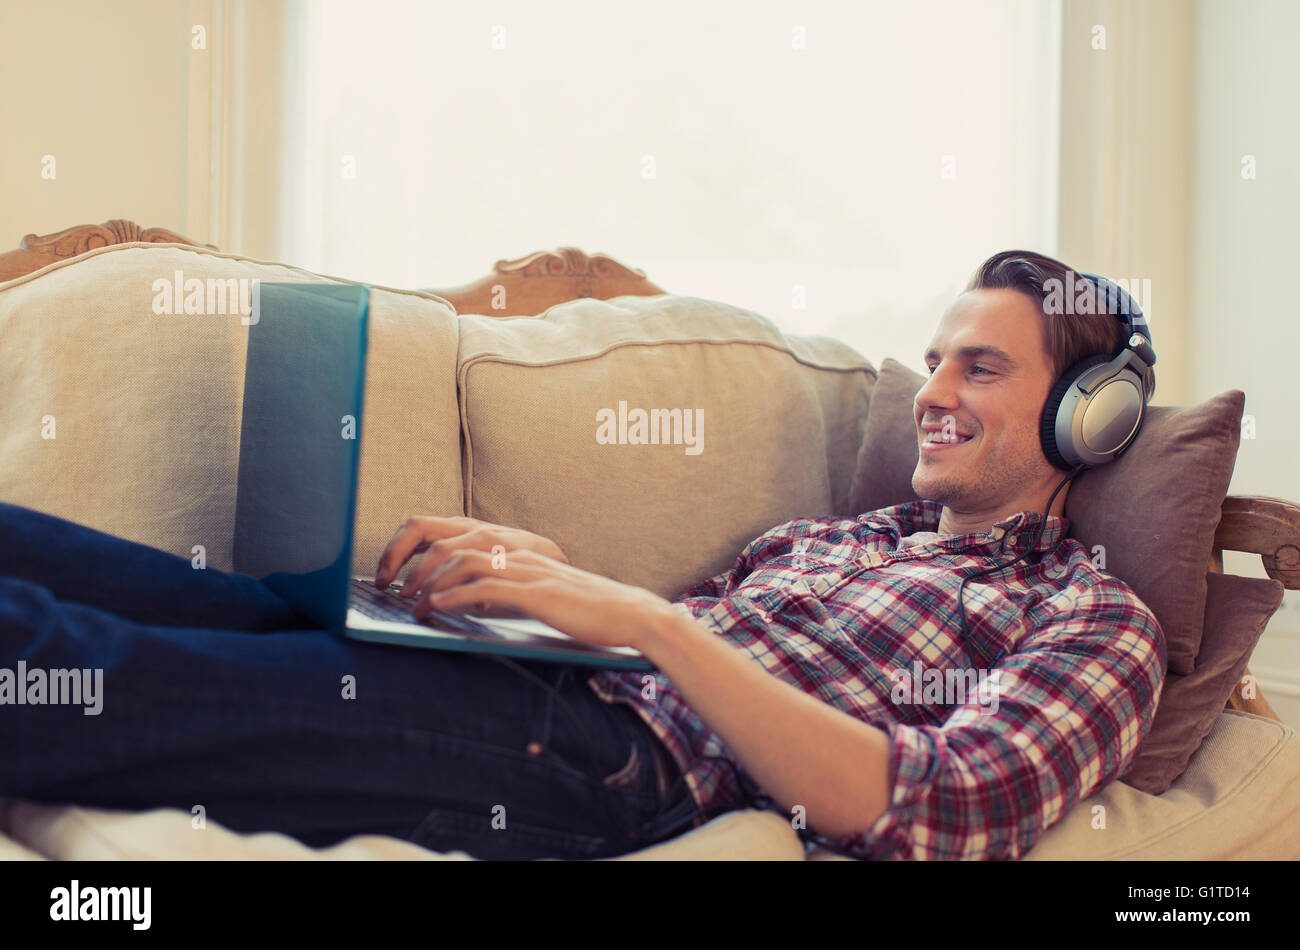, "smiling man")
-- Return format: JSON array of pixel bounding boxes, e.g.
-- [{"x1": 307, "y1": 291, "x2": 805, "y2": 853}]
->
[
  {"x1": 914, "y1": 260, "x2": 1141, "y2": 535},
  {"x1": 366, "y1": 249, "x2": 1164, "y2": 859},
  {"x1": 0, "y1": 250, "x2": 1165, "y2": 861},
  {"x1": 917, "y1": 290, "x2": 1070, "y2": 534}
]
